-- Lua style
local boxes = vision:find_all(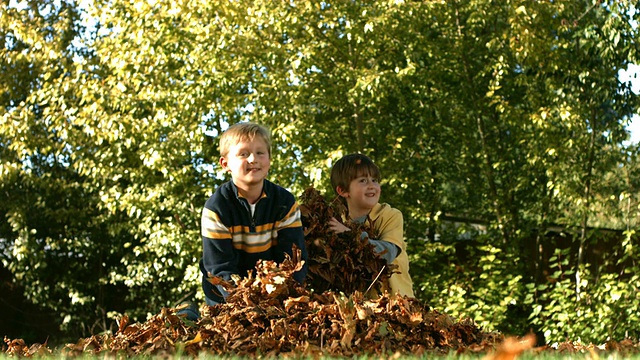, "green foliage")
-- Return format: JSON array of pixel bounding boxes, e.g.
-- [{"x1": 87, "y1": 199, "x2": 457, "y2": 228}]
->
[
  {"x1": 412, "y1": 227, "x2": 640, "y2": 344},
  {"x1": 2, "y1": 0, "x2": 640, "y2": 344},
  {"x1": 526, "y1": 248, "x2": 579, "y2": 342},
  {"x1": 525, "y1": 232, "x2": 640, "y2": 344},
  {"x1": 409, "y1": 226, "x2": 529, "y2": 337}
]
